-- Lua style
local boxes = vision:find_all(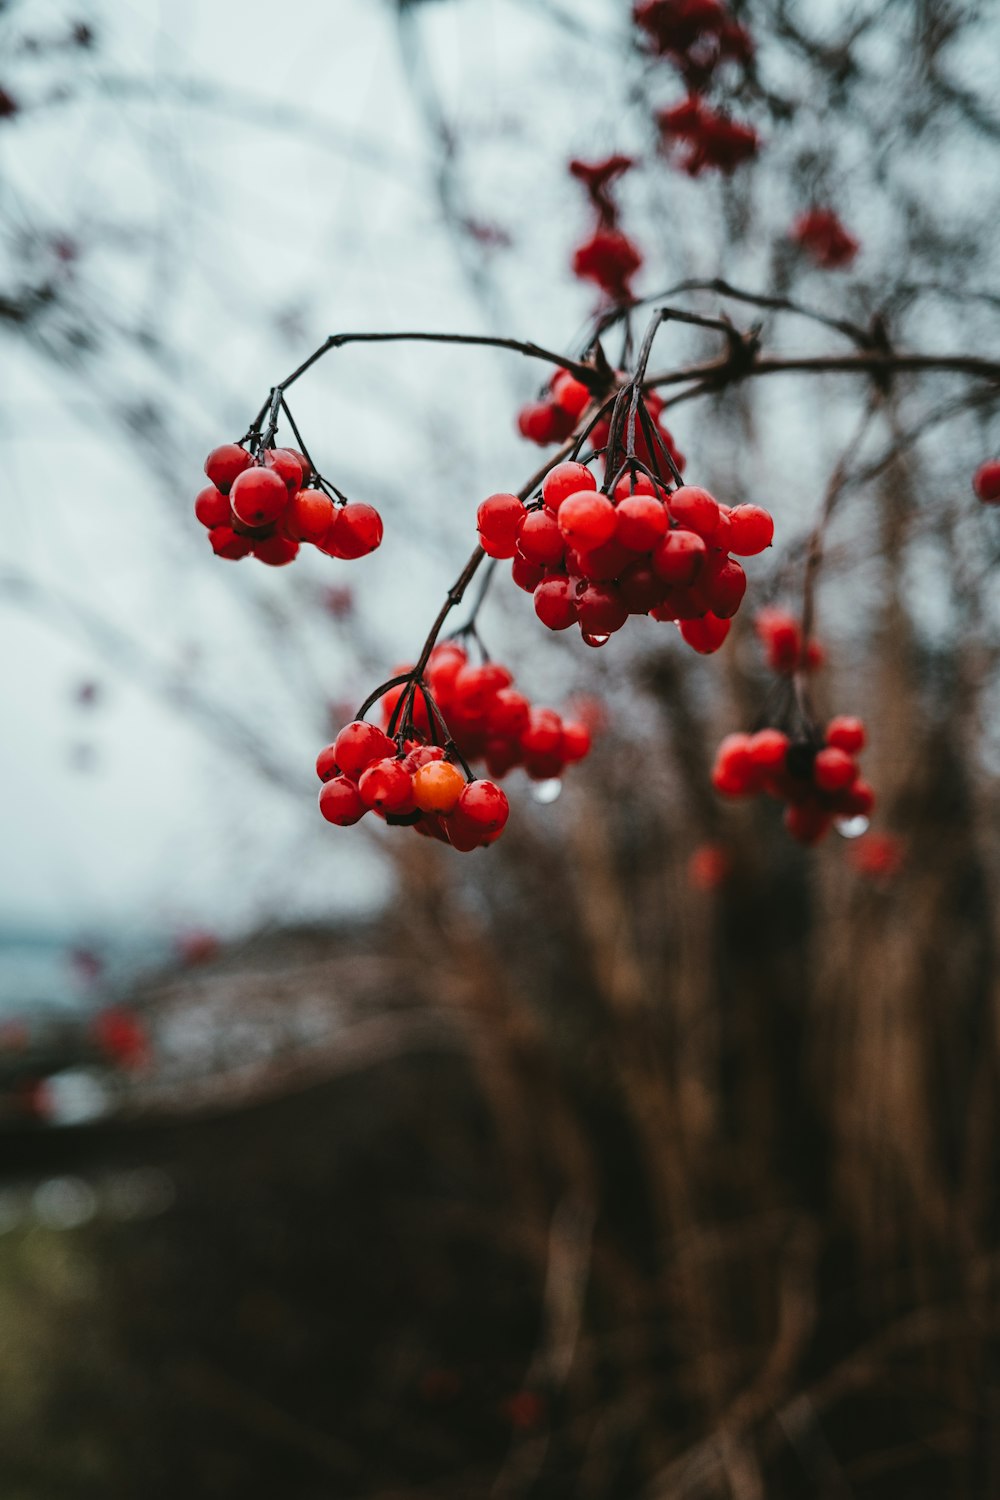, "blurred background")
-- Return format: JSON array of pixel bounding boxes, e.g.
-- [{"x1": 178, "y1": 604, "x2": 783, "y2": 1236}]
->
[{"x1": 2, "y1": 0, "x2": 1000, "y2": 1494}]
